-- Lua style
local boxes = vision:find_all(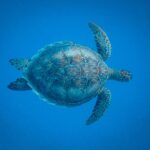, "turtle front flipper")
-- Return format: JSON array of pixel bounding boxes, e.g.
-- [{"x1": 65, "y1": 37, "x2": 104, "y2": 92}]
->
[
  {"x1": 8, "y1": 78, "x2": 31, "y2": 91},
  {"x1": 86, "y1": 88, "x2": 111, "y2": 125},
  {"x1": 89, "y1": 22, "x2": 112, "y2": 61}
]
